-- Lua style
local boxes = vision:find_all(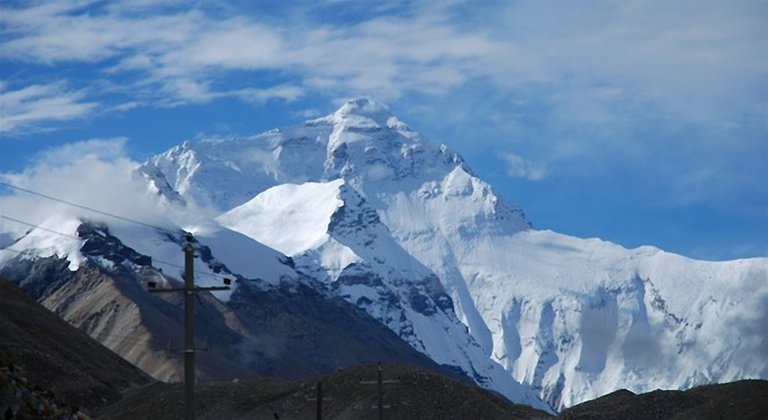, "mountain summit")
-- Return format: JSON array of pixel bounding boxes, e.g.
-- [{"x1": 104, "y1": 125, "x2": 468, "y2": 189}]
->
[{"x1": 324, "y1": 96, "x2": 398, "y2": 127}]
